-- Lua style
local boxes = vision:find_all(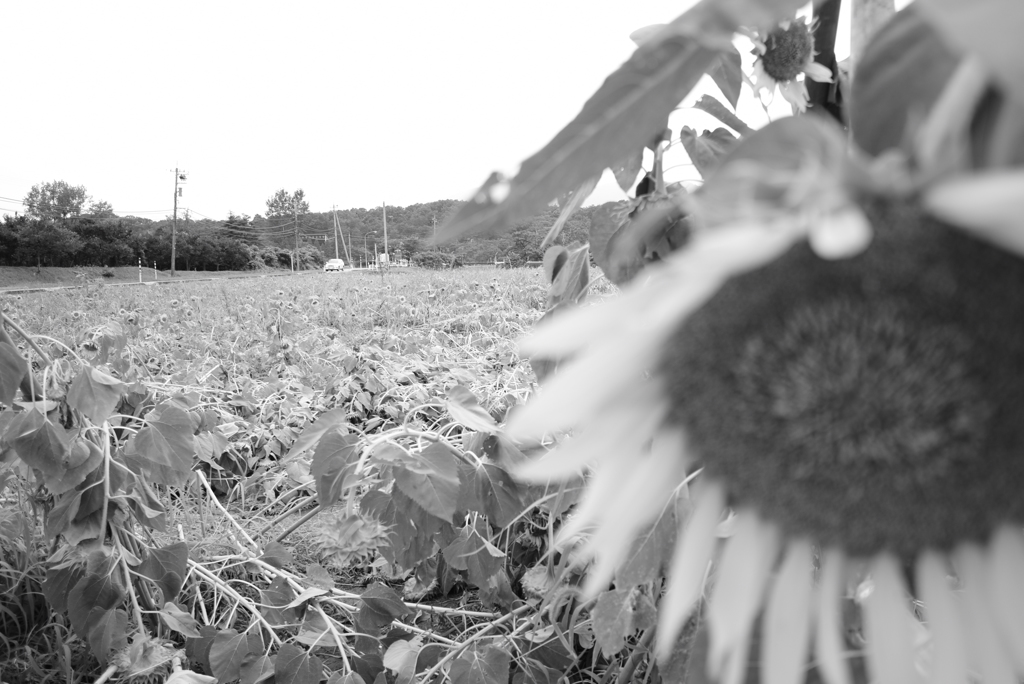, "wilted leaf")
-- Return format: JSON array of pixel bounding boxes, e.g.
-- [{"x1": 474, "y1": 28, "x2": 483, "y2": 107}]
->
[
  {"x1": 260, "y1": 541, "x2": 294, "y2": 569},
  {"x1": 611, "y1": 148, "x2": 645, "y2": 193},
  {"x1": 449, "y1": 643, "x2": 510, "y2": 684},
  {"x1": 193, "y1": 431, "x2": 229, "y2": 469},
  {"x1": 384, "y1": 636, "x2": 423, "y2": 684},
  {"x1": 125, "y1": 403, "x2": 194, "y2": 486},
  {"x1": 160, "y1": 602, "x2": 203, "y2": 638},
  {"x1": 305, "y1": 563, "x2": 335, "y2": 590},
  {"x1": 275, "y1": 642, "x2": 324, "y2": 684},
  {"x1": 445, "y1": 386, "x2": 497, "y2": 433},
  {"x1": 86, "y1": 607, "x2": 128, "y2": 664},
  {"x1": 693, "y1": 94, "x2": 752, "y2": 135},
  {"x1": 546, "y1": 244, "x2": 589, "y2": 311},
  {"x1": 240, "y1": 653, "x2": 276, "y2": 684},
  {"x1": 261, "y1": 575, "x2": 300, "y2": 627},
  {"x1": 9, "y1": 408, "x2": 70, "y2": 479},
  {"x1": 616, "y1": 497, "x2": 680, "y2": 588},
  {"x1": 209, "y1": 630, "x2": 262, "y2": 683},
  {"x1": 45, "y1": 490, "x2": 82, "y2": 539},
  {"x1": 47, "y1": 438, "x2": 103, "y2": 495},
  {"x1": 358, "y1": 582, "x2": 412, "y2": 630},
  {"x1": 707, "y1": 45, "x2": 743, "y2": 109},
  {"x1": 283, "y1": 407, "x2": 349, "y2": 462},
  {"x1": 295, "y1": 610, "x2": 332, "y2": 647},
  {"x1": 311, "y1": 430, "x2": 360, "y2": 509},
  {"x1": 0, "y1": 341, "x2": 28, "y2": 407},
  {"x1": 43, "y1": 563, "x2": 85, "y2": 613},
  {"x1": 66, "y1": 366, "x2": 127, "y2": 424},
  {"x1": 392, "y1": 443, "x2": 461, "y2": 521},
  {"x1": 138, "y1": 542, "x2": 188, "y2": 603},
  {"x1": 67, "y1": 570, "x2": 125, "y2": 639},
  {"x1": 679, "y1": 126, "x2": 737, "y2": 178},
  {"x1": 457, "y1": 461, "x2": 526, "y2": 528},
  {"x1": 593, "y1": 588, "x2": 644, "y2": 656},
  {"x1": 540, "y1": 176, "x2": 599, "y2": 250}
]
